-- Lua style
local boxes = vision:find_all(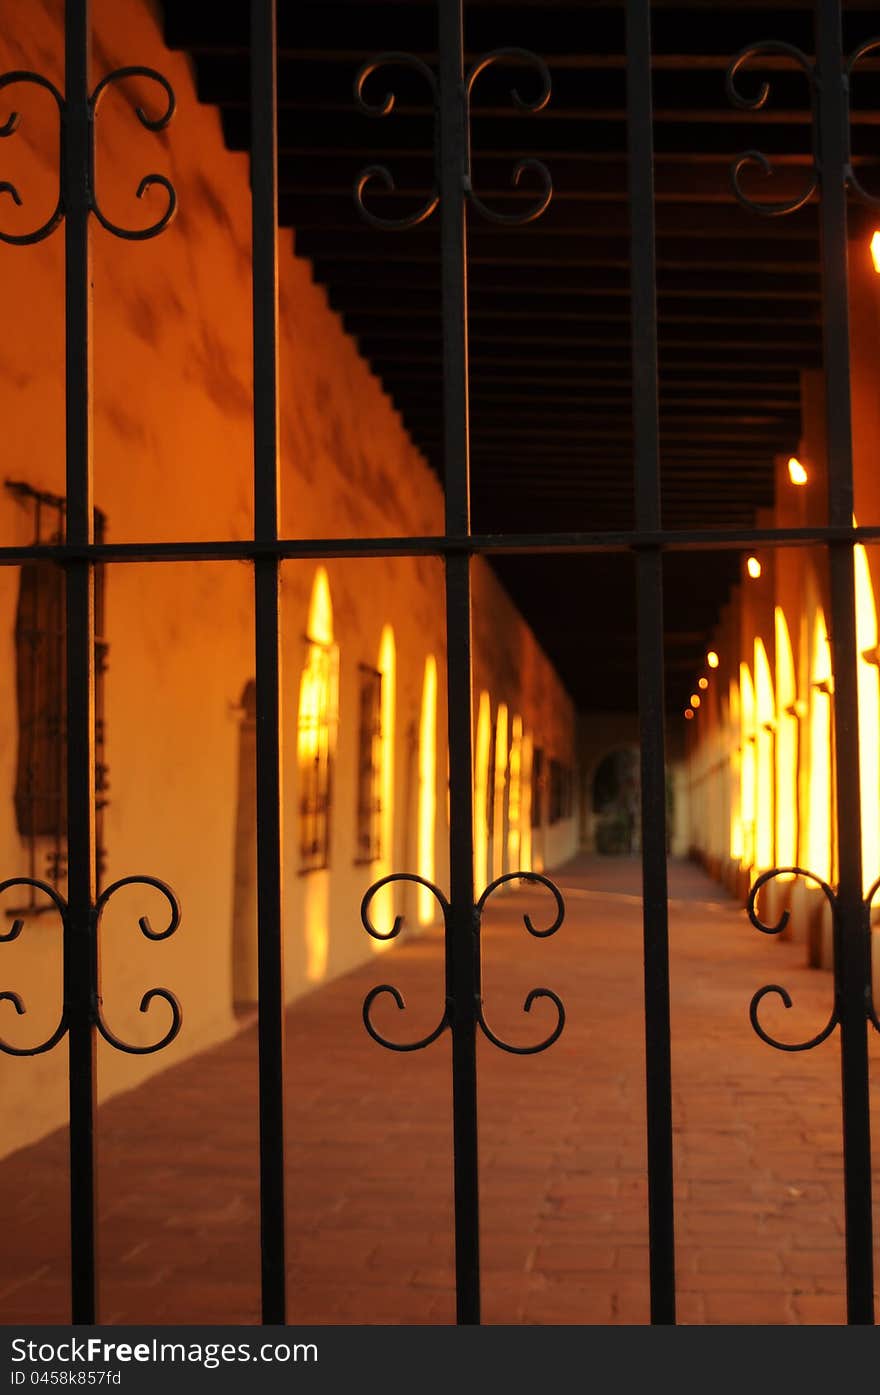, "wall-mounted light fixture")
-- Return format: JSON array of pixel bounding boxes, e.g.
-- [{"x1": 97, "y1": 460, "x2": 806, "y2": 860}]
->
[
  {"x1": 684, "y1": 709, "x2": 694, "y2": 721},
  {"x1": 747, "y1": 556, "x2": 762, "y2": 579},
  {"x1": 698, "y1": 677, "x2": 709, "y2": 690},
  {"x1": 707, "y1": 651, "x2": 719, "y2": 669},
  {"x1": 788, "y1": 456, "x2": 808, "y2": 485},
  {"x1": 690, "y1": 693, "x2": 701, "y2": 708}
]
